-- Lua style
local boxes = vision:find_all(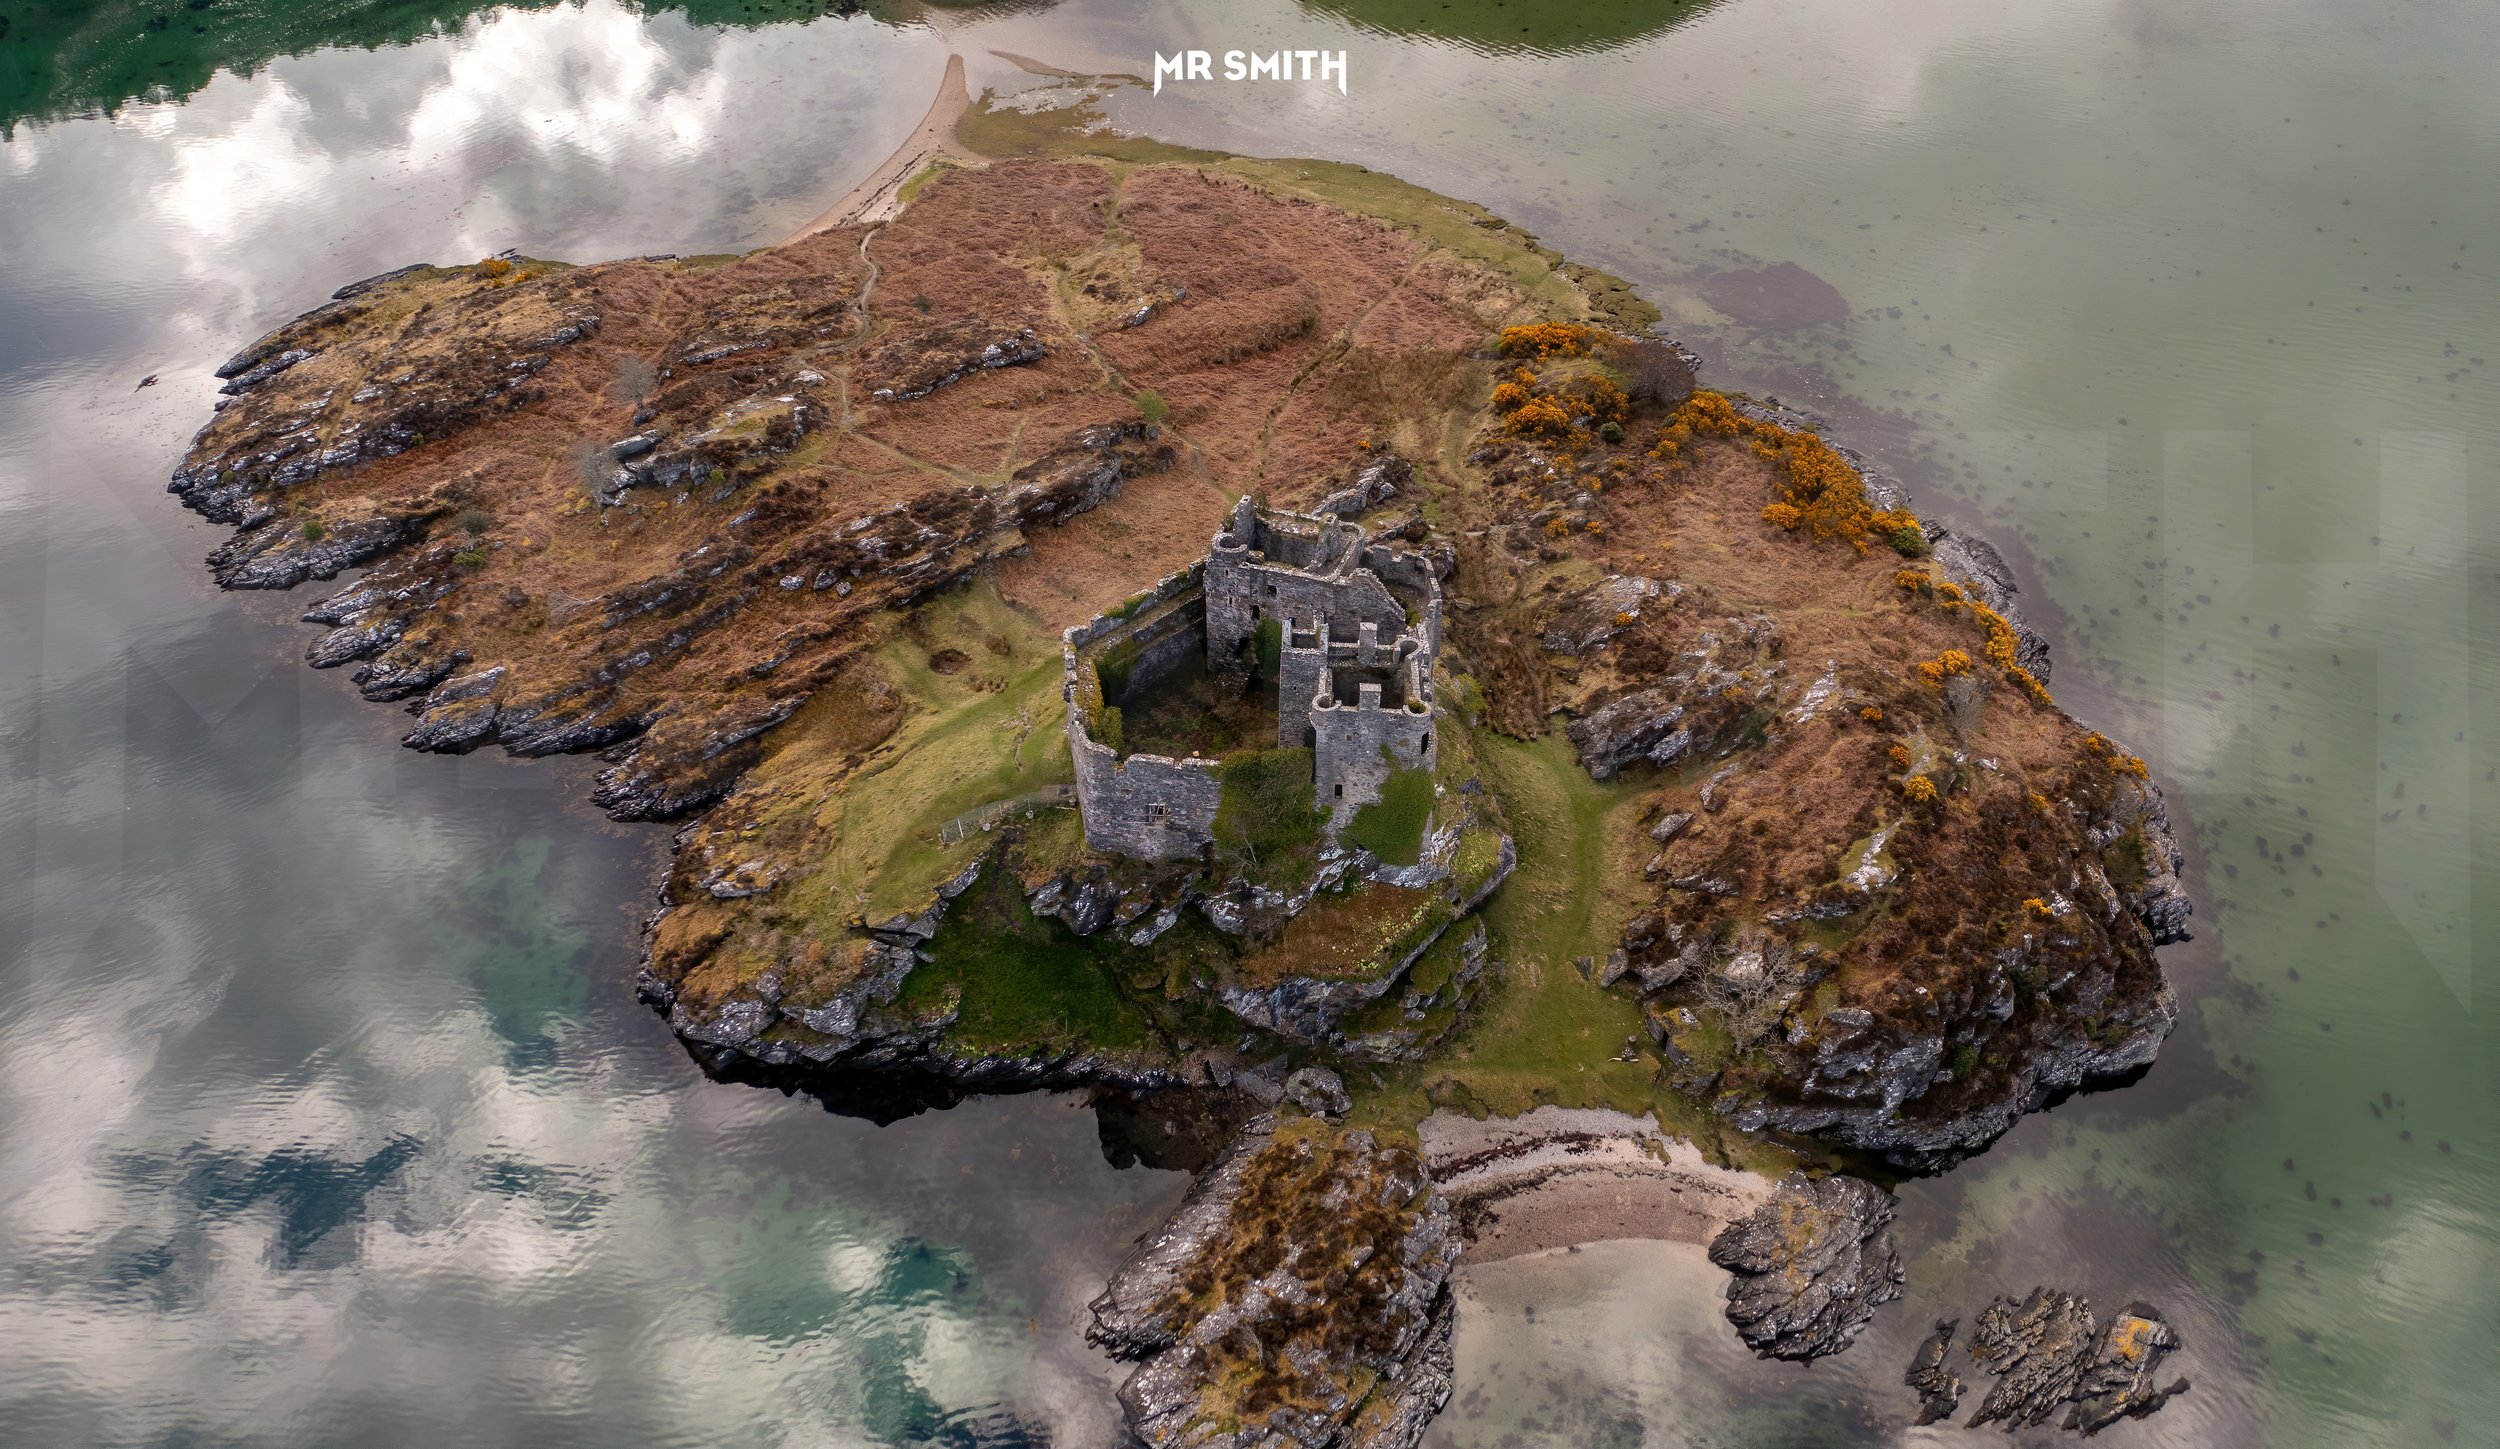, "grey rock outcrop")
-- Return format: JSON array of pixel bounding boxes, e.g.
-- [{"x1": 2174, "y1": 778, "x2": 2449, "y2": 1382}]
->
[
  {"x1": 1706, "y1": 1172, "x2": 1904, "y2": 1360},
  {"x1": 1284, "y1": 1066, "x2": 1351, "y2": 1118},
  {"x1": 1566, "y1": 615, "x2": 1780, "y2": 780},
  {"x1": 2066, "y1": 1303, "x2": 2188, "y2": 1434}
]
